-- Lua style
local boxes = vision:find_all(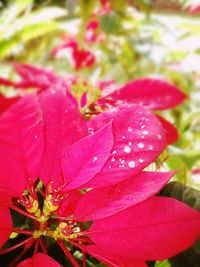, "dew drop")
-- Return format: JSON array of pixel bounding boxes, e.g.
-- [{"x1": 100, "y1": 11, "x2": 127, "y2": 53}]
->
[
  {"x1": 157, "y1": 134, "x2": 162, "y2": 140},
  {"x1": 128, "y1": 127, "x2": 133, "y2": 132},
  {"x1": 128, "y1": 141, "x2": 132, "y2": 146},
  {"x1": 142, "y1": 130, "x2": 149, "y2": 135},
  {"x1": 123, "y1": 146, "x2": 131, "y2": 153},
  {"x1": 111, "y1": 157, "x2": 115, "y2": 162},
  {"x1": 112, "y1": 150, "x2": 117, "y2": 155},
  {"x1": 93, "y1": 156, "x2": 98, "y2": 162},
  {"x1": 122, "y1": 135, "x2": 126, "y2": 139},
  {"x1": 148, "y1": 145, "x2": 153, "y2": 150},
  {"x1": 128, "y1": 161, "x2": 135, "y2": 168},
  {"x1": 138, "y1": 142, "x2": 144, "y2": 149},
  {"x1": 34, "y1": 135, "x2": 38, "y2": 139},
  {"x1": 88, "y1": 128, "x2": 95, "y2": 135},
  {"x1": 139, "y1": 158, "x2": 144, "y2": 163}
]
